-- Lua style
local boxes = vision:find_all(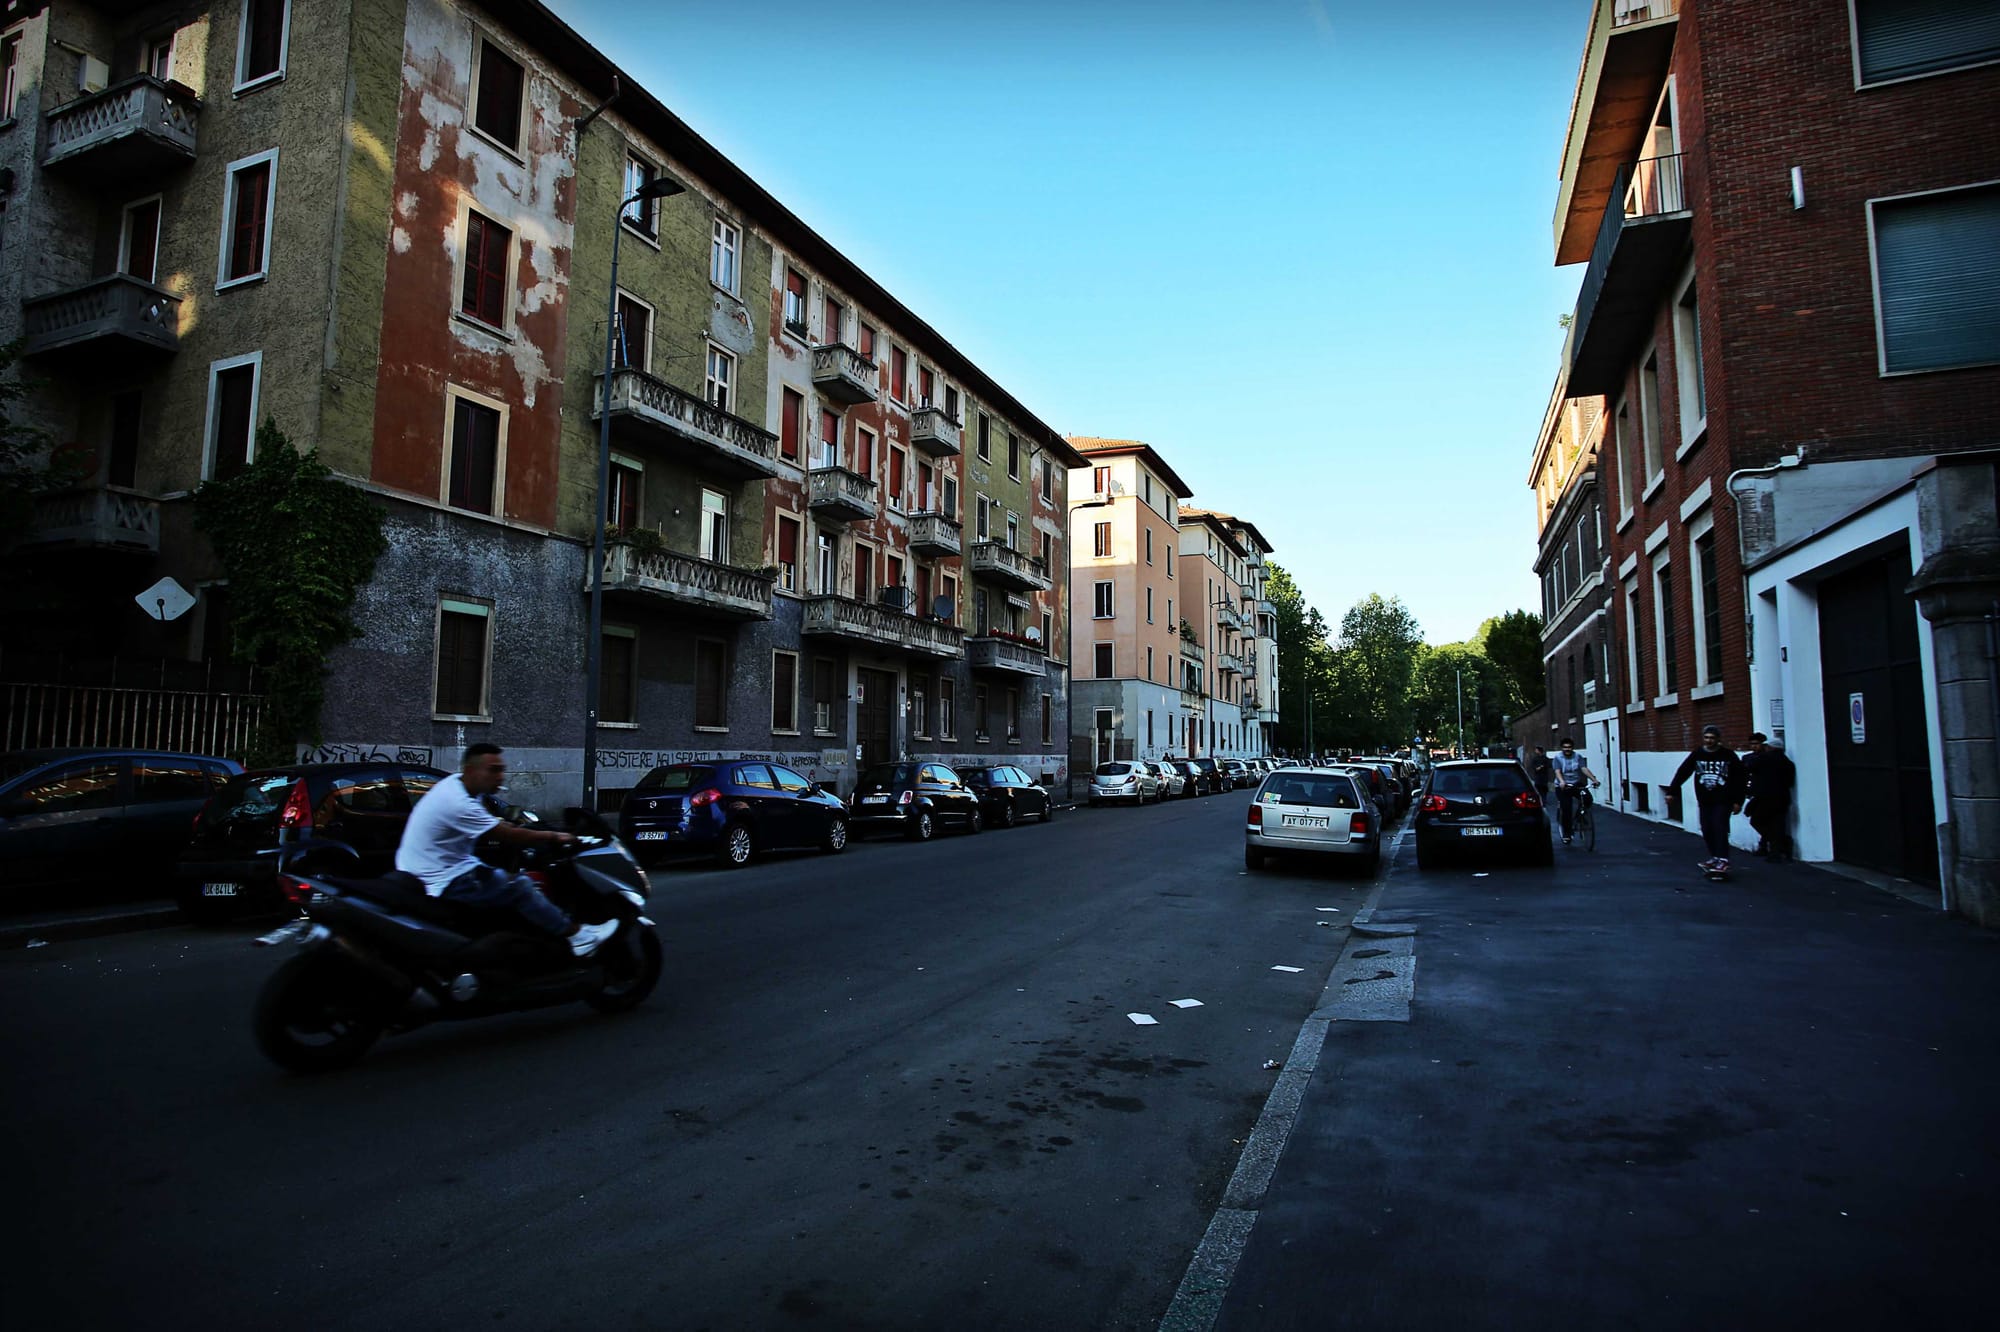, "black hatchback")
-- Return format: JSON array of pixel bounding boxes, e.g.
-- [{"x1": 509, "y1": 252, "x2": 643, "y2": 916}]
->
[
  {"x1": 848, "y1": 762, "x2": 983, "y2": 840},
  {"x1": 1413, "y1": 760, "x2": 1552, "y2": 869},
  {"x1": 173, "y1": 762, "x2": 447, "y2": 919},
  {"x1": 958, "y1": 765, "x2": 1054, "y2": 828}
]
